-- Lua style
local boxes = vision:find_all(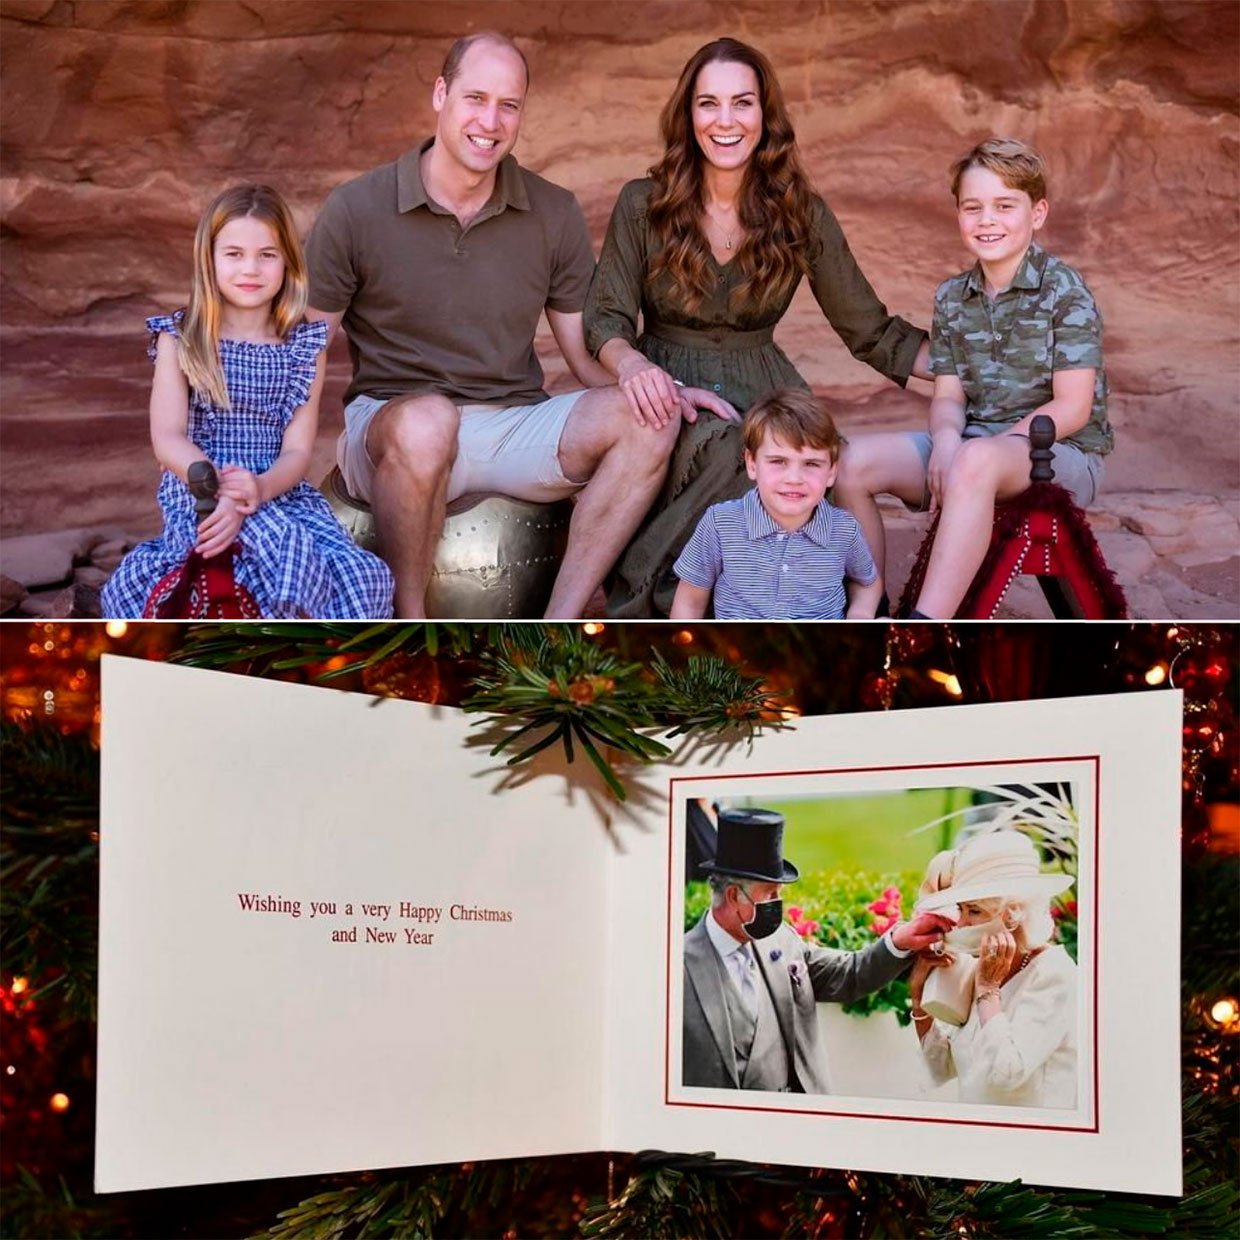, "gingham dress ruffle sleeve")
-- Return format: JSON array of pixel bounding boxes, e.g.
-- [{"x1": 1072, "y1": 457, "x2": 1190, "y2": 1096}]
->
[{"x1": 102, "y1": 313, "x2": 393, "y2": 619}]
